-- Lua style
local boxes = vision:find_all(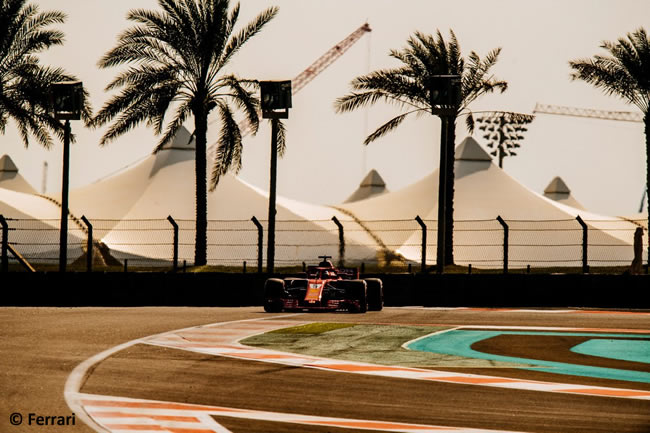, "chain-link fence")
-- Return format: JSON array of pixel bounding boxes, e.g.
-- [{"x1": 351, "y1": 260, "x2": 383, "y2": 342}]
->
[
  {"x1": 0, "y1": 214, "x2": 647, "y2": 273},
  {"x1": 453, "y1": 218, "x2": 505, "y2": 269},
  {"x1": 0, "y1": 217, "x2": 85, "y2": 268},
  {"x1": 507, "y1": 219, "x2": 584, "y2": 269}
]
